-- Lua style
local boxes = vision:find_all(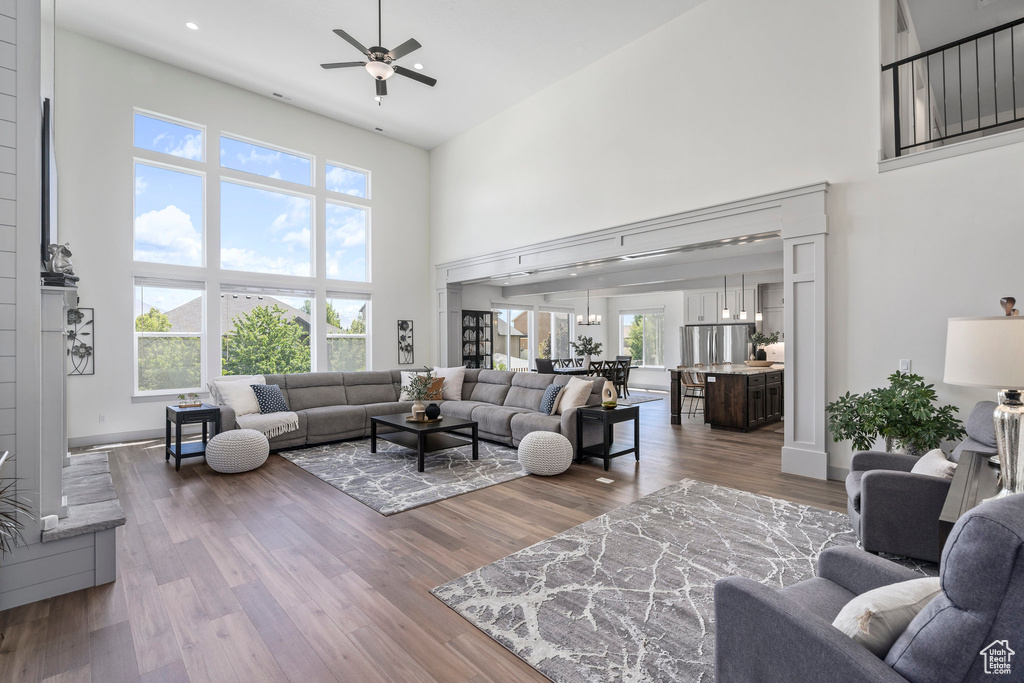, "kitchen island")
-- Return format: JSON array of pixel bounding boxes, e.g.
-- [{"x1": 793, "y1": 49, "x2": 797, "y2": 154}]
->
[{"x1": 668, "y1": 364, "x2": 783, "y2": 430}]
